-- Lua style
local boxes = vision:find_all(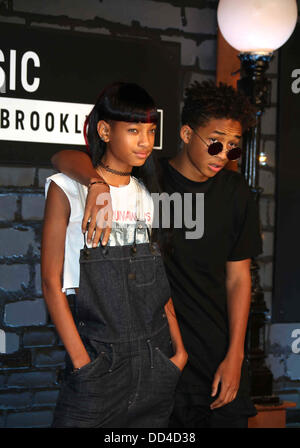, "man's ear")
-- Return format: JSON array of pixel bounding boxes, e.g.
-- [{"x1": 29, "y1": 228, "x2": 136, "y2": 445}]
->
[
  {"x1": 97, "y1": 120, "x2": 111, "y2": 142},
  {"x1": 180, "y1": 125, "x2": 192, "y2": 144}
]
